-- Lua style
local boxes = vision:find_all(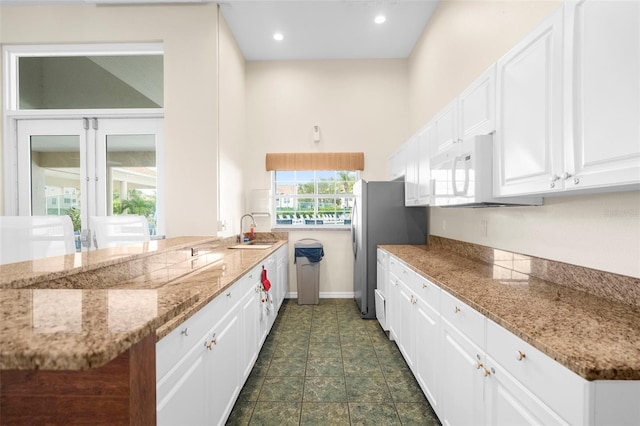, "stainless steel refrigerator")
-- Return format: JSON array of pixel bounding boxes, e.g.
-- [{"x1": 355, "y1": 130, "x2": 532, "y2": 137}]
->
[{"x1": 352, "y1": 180, "x2": 428, "y2": 319}]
